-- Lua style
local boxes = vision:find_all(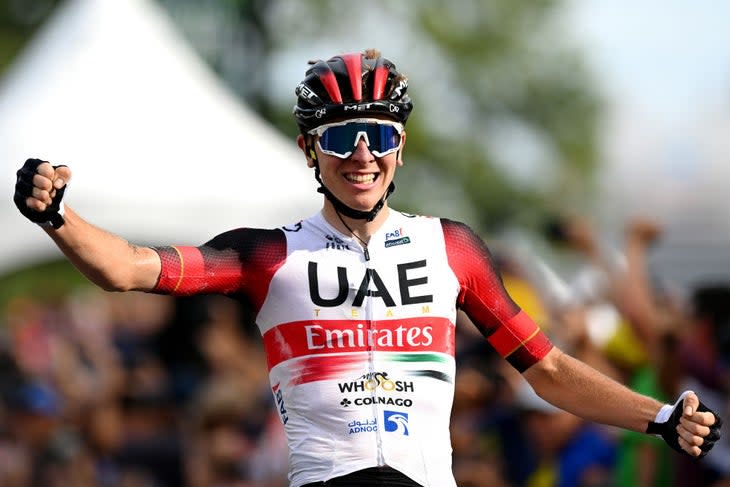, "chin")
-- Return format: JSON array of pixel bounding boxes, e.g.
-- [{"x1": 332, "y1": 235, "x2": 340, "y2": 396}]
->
[
  {"x1": 359, "y1": 190, "x2": 388, "y2": 205},
  {"x1": 336, "y1": 189, "x2": 382, "y2": 209},
  {"x1": 349, "y1": 200, "x2": 378, "y2": 212}
]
